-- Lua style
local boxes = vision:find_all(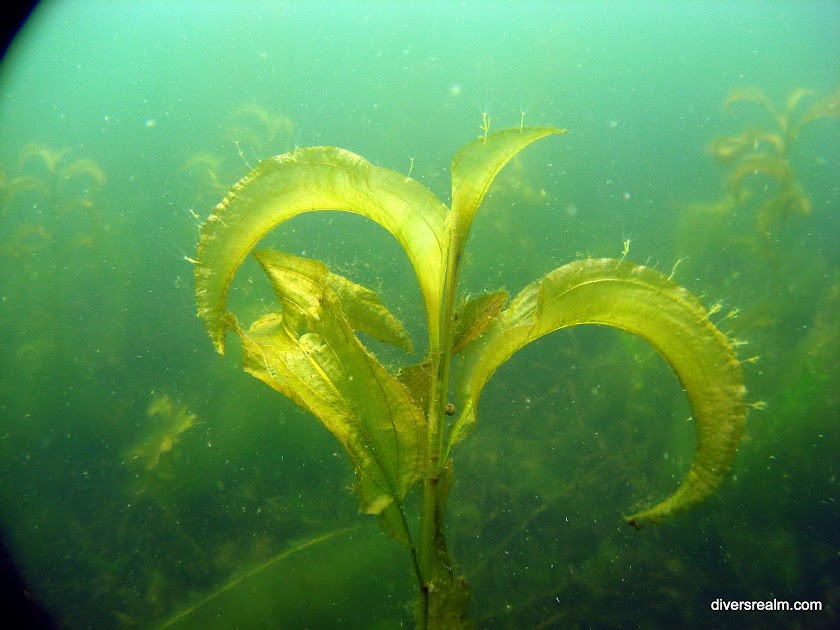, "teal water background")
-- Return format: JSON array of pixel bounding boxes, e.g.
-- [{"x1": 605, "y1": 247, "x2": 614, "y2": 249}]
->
[{"x1": 1, "y1": 1, "x2": 838, "y2": 627}]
